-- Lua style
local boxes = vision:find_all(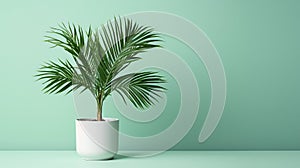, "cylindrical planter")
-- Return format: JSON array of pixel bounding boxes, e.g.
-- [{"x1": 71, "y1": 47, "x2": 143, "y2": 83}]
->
[{"x1": 76, "y1": 118, "x2": 119, "y2": 160}]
